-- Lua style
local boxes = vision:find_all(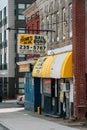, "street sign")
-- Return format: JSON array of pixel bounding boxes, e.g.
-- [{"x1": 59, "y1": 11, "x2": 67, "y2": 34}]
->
[{"x1": 17, "y1": 34, "x2": 47, "y2": 54}]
